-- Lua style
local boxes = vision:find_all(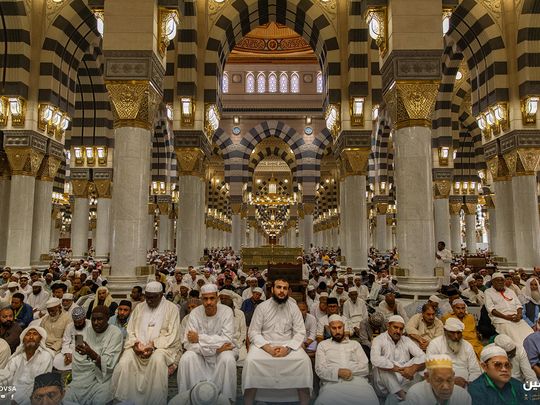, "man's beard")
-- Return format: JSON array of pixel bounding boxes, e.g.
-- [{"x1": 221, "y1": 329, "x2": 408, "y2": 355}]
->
[
  {"x1": 531, "y1": 290, "x2": 540, "y2": 302},
  {"x1": 74, "y1": 322, "x2": 86, "y2": 331},
  {"x1": 0, "y1": 321, "x2": 12, "y2": 329},
  {"x1": 446, "y1": 338, "x2": 462, "y2": 354},
  {"x1": 331, "y1": 333, "x2": 344, "y2": 342},
  {"x1": 272, "y1": 293, "x2": 288, "y2": 304}
]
